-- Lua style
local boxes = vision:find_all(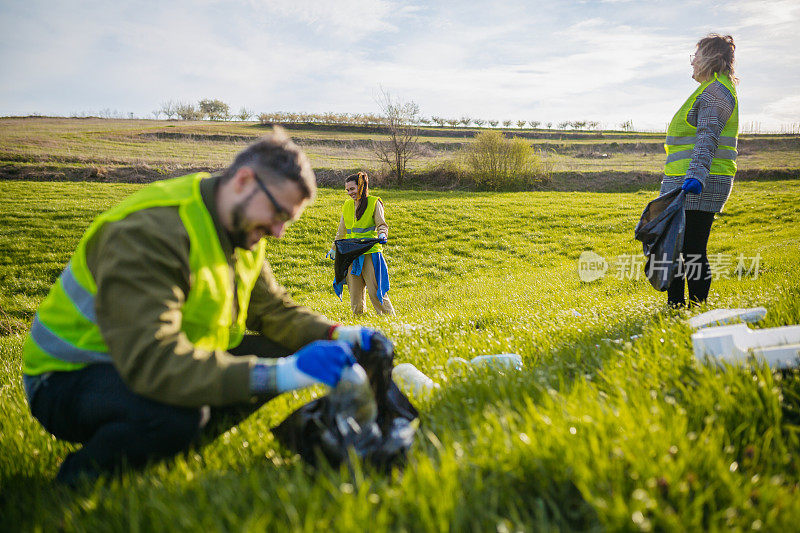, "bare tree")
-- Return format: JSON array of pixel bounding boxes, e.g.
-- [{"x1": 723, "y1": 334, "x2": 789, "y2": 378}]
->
[
  {"x1": 237, "y1": 107, "x2": 253, "y2": 121},
  {"x1": 488, "y1": 120, "x2": 499, "y2": 127},
  {"x1": 372, "y1": 88, "x2": 420, "y2": 185},
  {"x1": 517, "y1": 120, "x2": 527, "y2": 128},
  {"x1": 502, "y1": 120, "x2": 513, "y2": 128},
  {"x1": 474, "y1": 118, "x2": 486, "y2": 127},
  {"x1": 460, "y1": 116, "x2": 472, "y2": 127},
  {"x1": 446, "y1": 118, "x2": 460, "y2": 128},
  {"x1": 529, "y1": 120, "x2": 541, "y2": 129},
  {"x1": 176, "y1": 102, "x2": 203, "y2": 120},
  {"x1": 159, "y1": 100, "x2": 178, "y2": 119},
  {"x1": 545, "y1": 122, "x2": 553, "y2": 129}
]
